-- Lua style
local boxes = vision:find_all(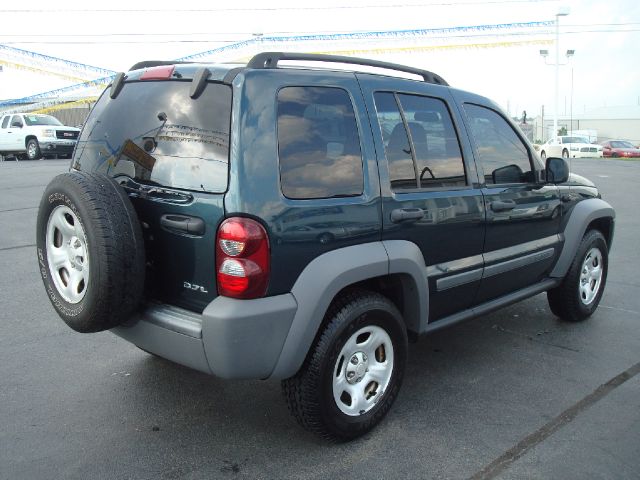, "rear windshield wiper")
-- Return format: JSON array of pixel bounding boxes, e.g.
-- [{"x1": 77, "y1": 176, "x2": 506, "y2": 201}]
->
[{"x1": 114, "y1": 175, "x2": 193, "y2": 203}]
